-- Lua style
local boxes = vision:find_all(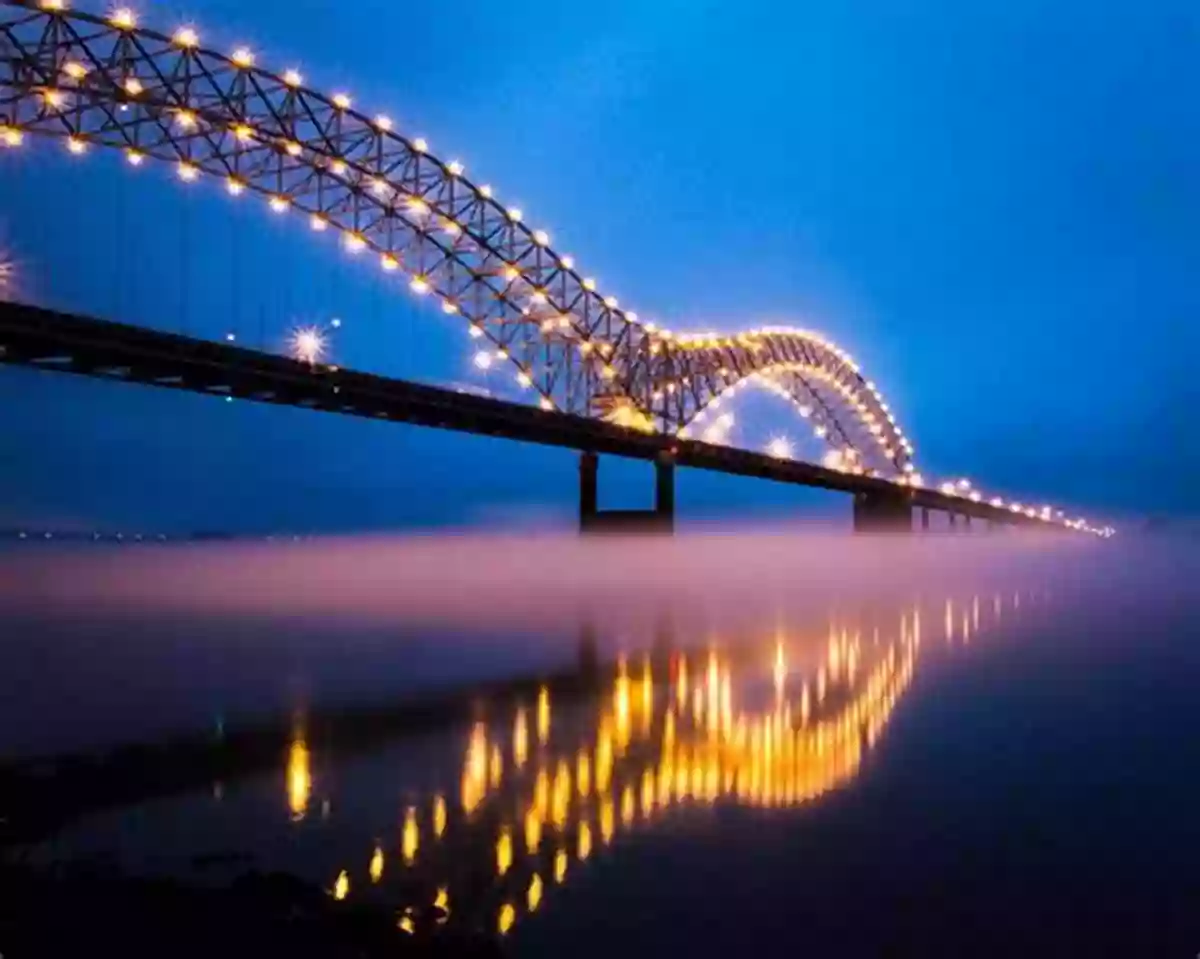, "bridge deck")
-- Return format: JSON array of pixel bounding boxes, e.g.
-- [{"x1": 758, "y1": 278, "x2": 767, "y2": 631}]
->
[{"x1": 0, "y1": 301, "x2": 1047, "y2": 527}]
